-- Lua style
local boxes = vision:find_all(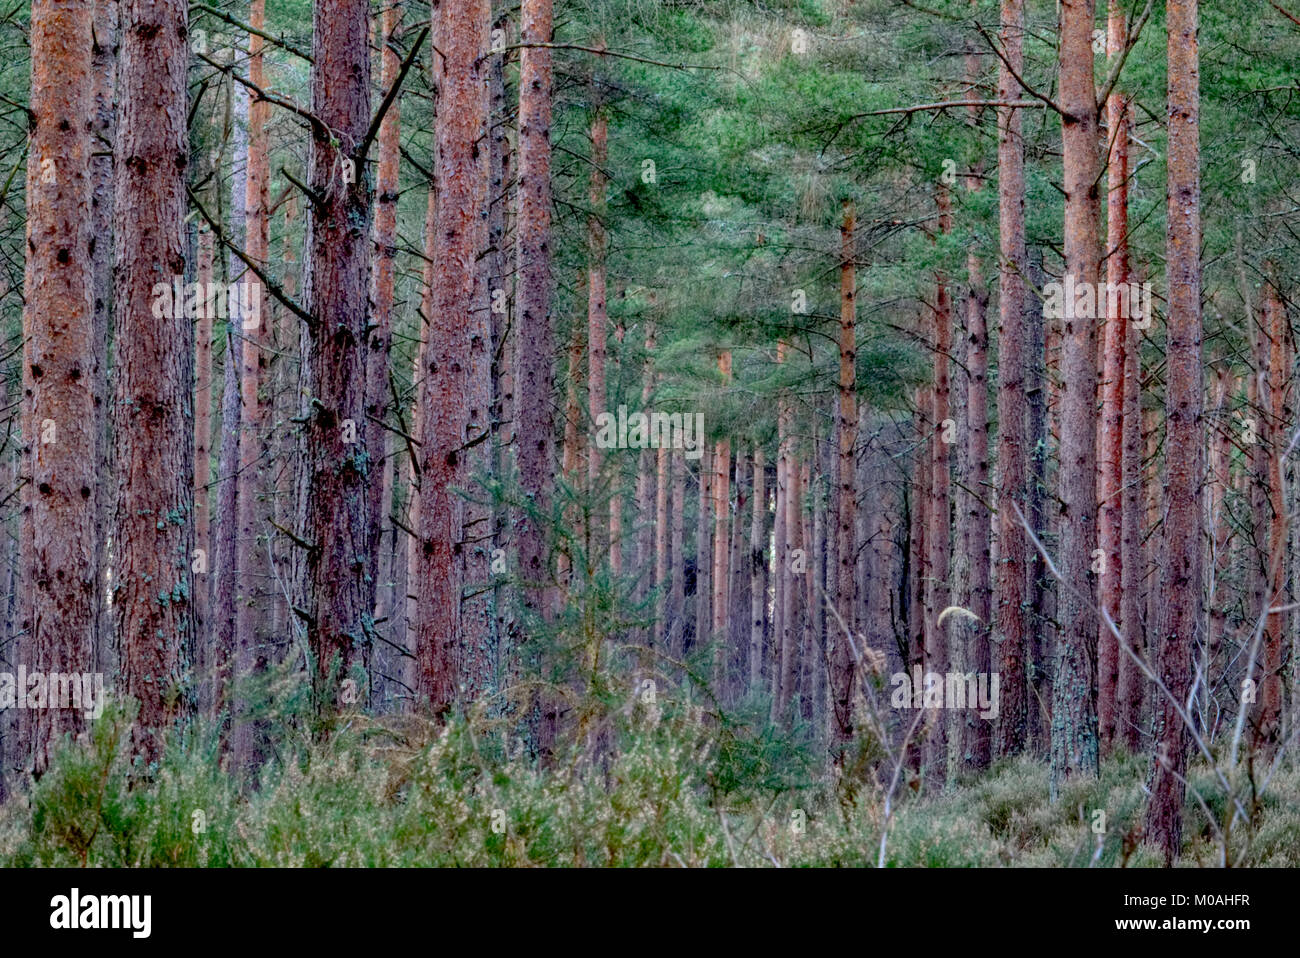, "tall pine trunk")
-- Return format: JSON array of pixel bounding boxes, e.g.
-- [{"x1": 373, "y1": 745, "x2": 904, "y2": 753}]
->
[
  {"x1": 301, "y1": 0, "x2": 374, "y2": 715},
  {"x1": 1050, "y1": 0, "x2": 1102, "y2": 796},
  {"x1": 235, "y1": 0, "x2": 271, "y2": 767},
  {"x1": 193, "y1": 225, "x2": 214, "y2": 714},
  {"x1": 90, "y1": 0, "x2": 117, "y2": 677},
  {"x1": 514, "y1": 0, "x2": 556, "y2": 641},
  {"x1": 832, "y1": 200, "x2": 858, "y2": 755},
  {"x1": 711, "y1": 352, "x2": 732, "y2": 695},
  {"x1": 113, "y1": 0, "x2": 193, "y2": 763},
  {"x1": 994, "y1": 0, "x2": 1029, "y2": 758},
  {"x1": 368, "y1": 0, "x2": 404, "y2": 701},
  {"x1": 1147, "y1": 0, "x2": 1201, "y2": 862},
  {"x1": 416, "y1": 0, "x2": 490, "y2": 717},
  {"x1": 22, "y1": 0, "x2": 98, "y2": 773},
  {"x1": 749, "y1": 447, "x2": 766, "y2": 692},
  {"x1": 925, "y1": 188, "x2": 952, "y2": 783},
  {"x1": 1096, "y1": 0, "x2": 1128, "y2": 754}
]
